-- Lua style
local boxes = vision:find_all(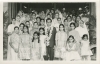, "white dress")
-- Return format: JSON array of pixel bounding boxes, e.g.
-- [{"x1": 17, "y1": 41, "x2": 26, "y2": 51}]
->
[
  {"x1": 65, "y1": 43, "x2": 81, "y2": 61},
  {"x1": 40, "y1": 35, "x2": 47, "y2": 60},
  {"x1": 81, "y1": 40, "x2": 93, "y2": 56},
  {"x1": 31, "y1": 39, "x2": 40, "y2": 60},
  {"x1": 55, "y1": 31, "x2": 67, "y2": 58}
]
